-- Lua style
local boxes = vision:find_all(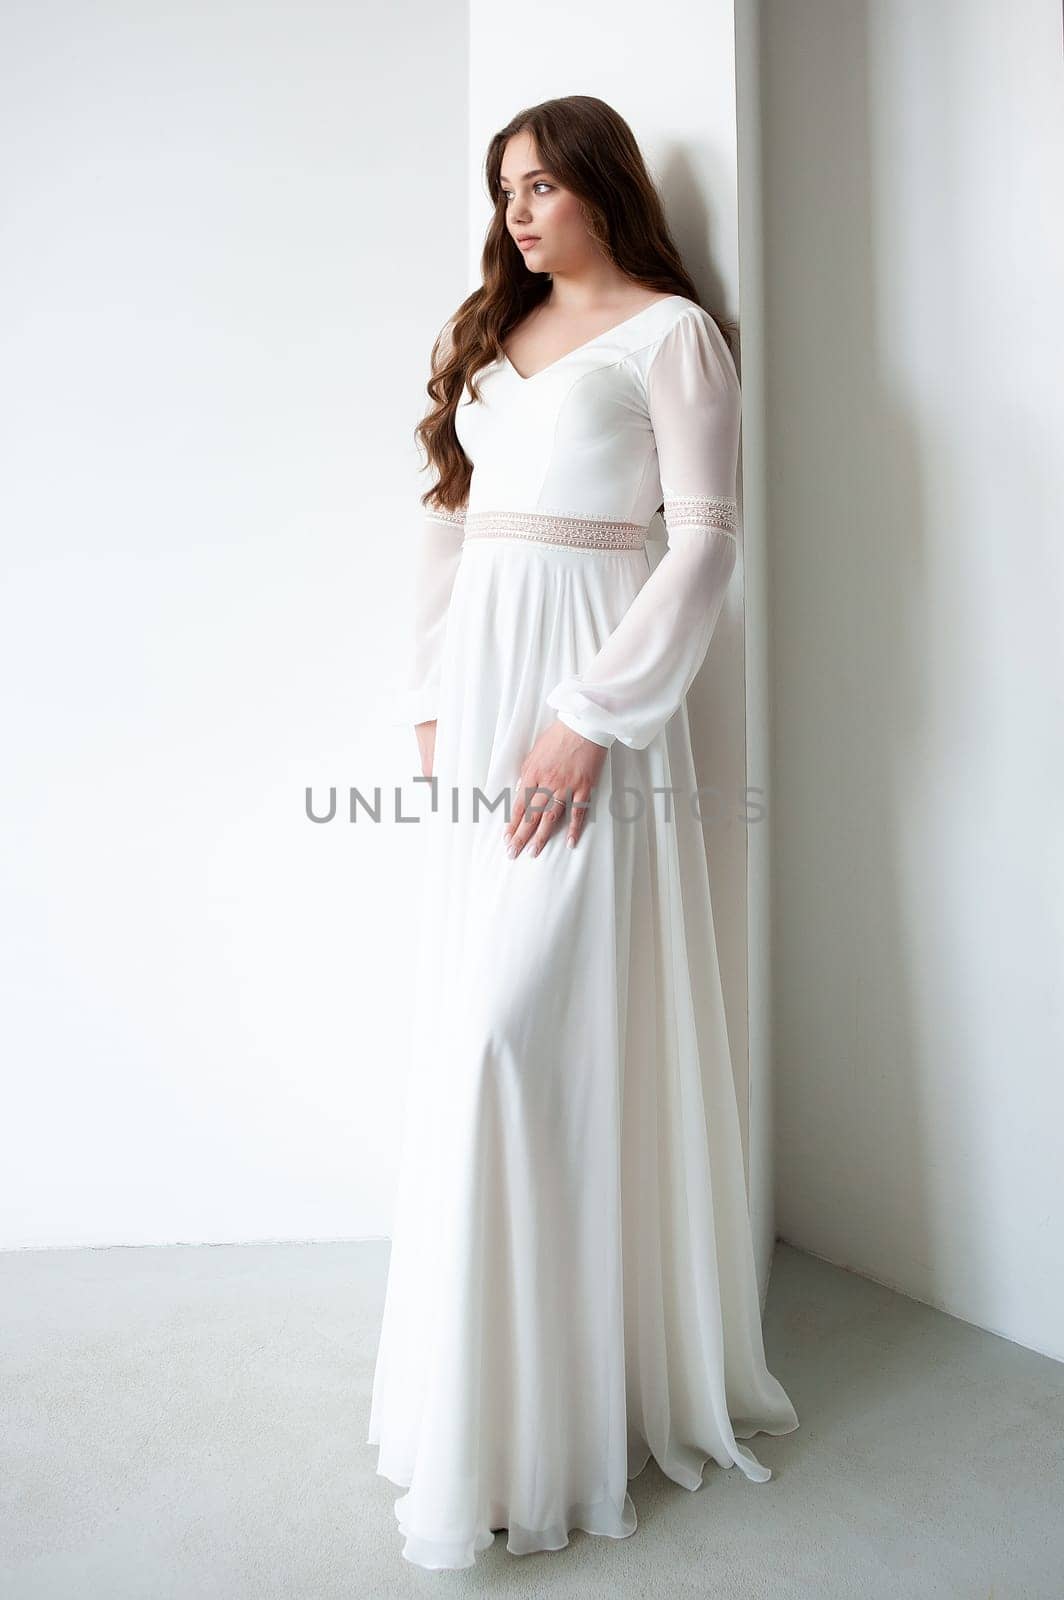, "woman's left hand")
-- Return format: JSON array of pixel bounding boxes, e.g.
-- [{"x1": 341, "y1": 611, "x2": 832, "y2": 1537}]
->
[{"x1": 503, "y1": 718, "x2": 609, "y2": 857}]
